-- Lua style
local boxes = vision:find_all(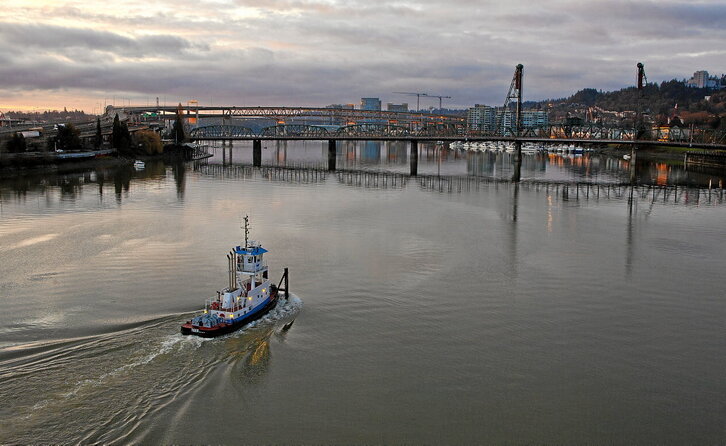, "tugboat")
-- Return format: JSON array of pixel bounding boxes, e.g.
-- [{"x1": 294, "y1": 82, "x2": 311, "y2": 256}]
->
[{"x1": 181, "y1": 216, "x2": 289, "y2": 338}]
